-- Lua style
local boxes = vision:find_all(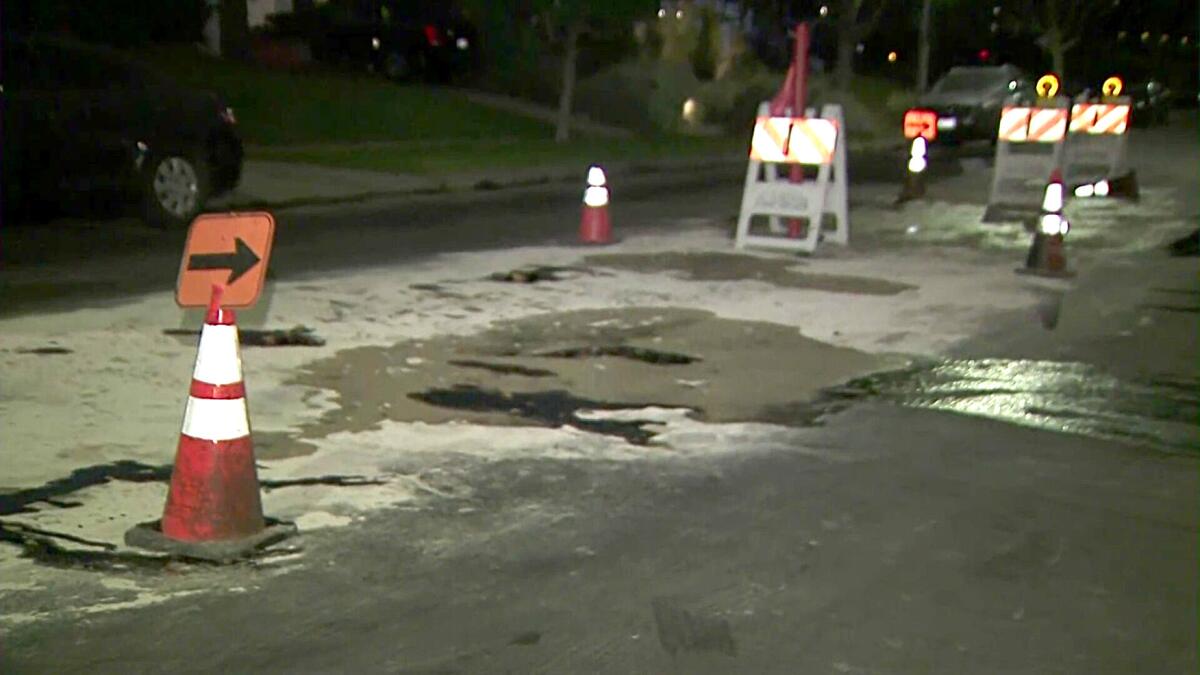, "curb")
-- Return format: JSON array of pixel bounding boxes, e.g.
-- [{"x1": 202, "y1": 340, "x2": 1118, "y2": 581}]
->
[
  {"x1": 220, "y1": 154, "x2": 749, "y2": 212},
  {"x1": 222, "y1": 140, "x2": 903, "y2": 212}
]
